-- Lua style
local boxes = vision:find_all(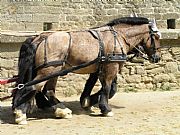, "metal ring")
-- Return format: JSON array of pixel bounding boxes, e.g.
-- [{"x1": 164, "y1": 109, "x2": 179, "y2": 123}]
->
[{"x1": 17, "y1": 84, "x2": 25, "y2": 90}]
